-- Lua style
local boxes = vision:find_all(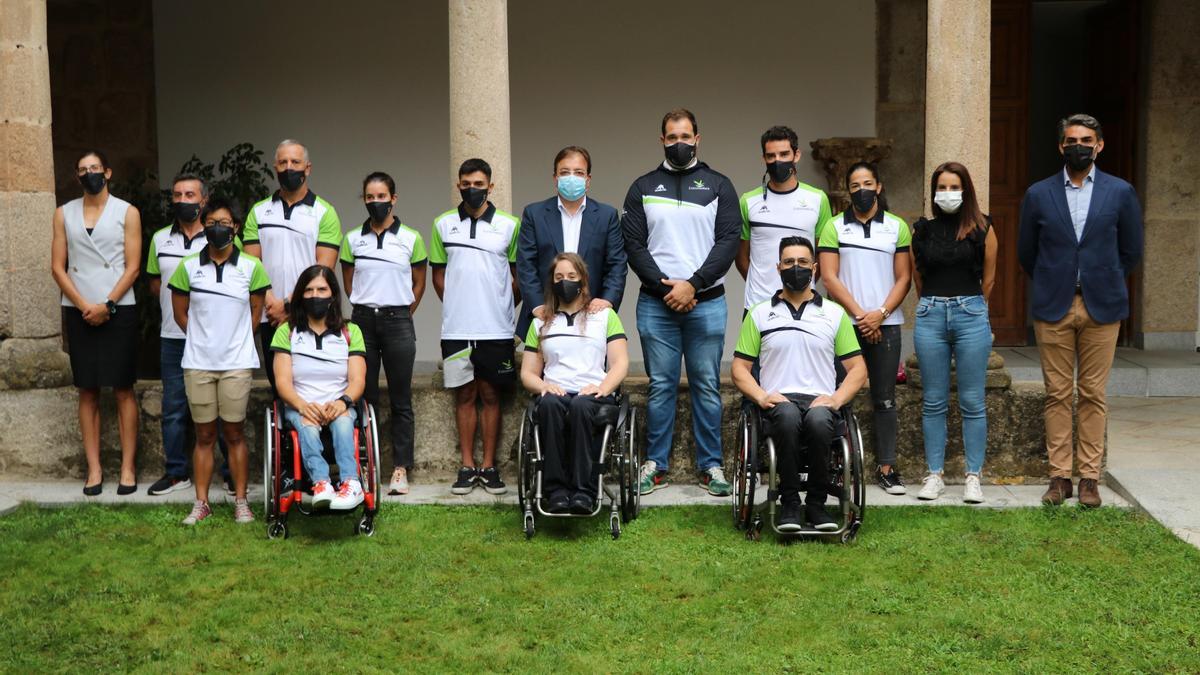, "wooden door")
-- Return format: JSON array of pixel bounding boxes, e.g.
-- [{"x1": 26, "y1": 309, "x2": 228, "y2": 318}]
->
[{"x1": 989, "y1": 0, "x2": 1032, "y2": 345}]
